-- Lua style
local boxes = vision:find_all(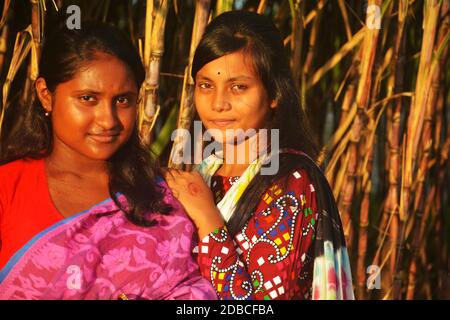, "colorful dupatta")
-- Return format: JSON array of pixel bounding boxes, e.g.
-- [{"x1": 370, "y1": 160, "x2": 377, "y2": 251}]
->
[
  {"x1": 196, "y1": 149, "x2": 355, "y2": 300},
  {"x1": 196, "y1": 151, "x2": 269, "y2": 223},
  {"x1": 0, "y1": 180, "x2": 217, "y2": 300}
]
